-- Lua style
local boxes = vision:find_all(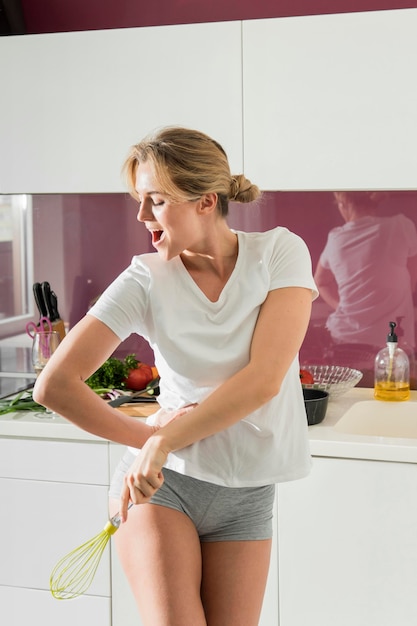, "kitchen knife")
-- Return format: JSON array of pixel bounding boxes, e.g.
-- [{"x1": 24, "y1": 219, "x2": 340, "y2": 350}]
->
[
  {"x1": 41, "y1": 282, "x2": 59, "y2": 320},
  {"x1": 41, "y1": 281, "x2": 66, "y2": 341},
  {"x1": 33, "y1": 282, "x2": 49, "y2": 319}
]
